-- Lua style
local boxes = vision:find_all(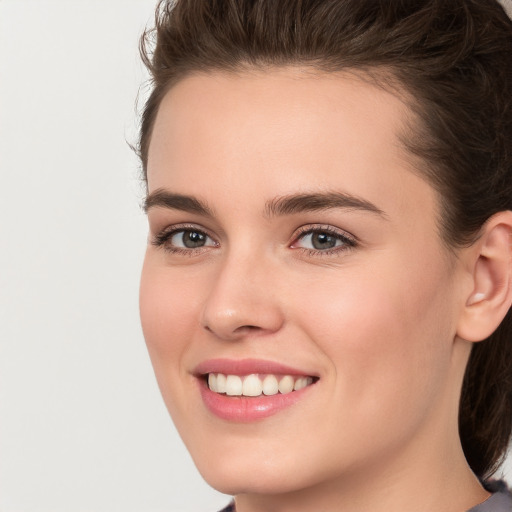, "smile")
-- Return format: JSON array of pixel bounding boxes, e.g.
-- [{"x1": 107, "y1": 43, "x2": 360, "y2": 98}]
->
[
  {"x1": 207, "y1": 373, "x2": 315, "y2": 397},
  {"x1": 195, "y1": 359, "x2": 319, "y2": 422}
]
